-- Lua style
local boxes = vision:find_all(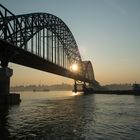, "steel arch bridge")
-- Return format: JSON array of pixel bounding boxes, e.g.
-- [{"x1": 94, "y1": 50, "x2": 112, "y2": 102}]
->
[{"x1": 0, "y1": 4, "x2": 98, "y2": 85}]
